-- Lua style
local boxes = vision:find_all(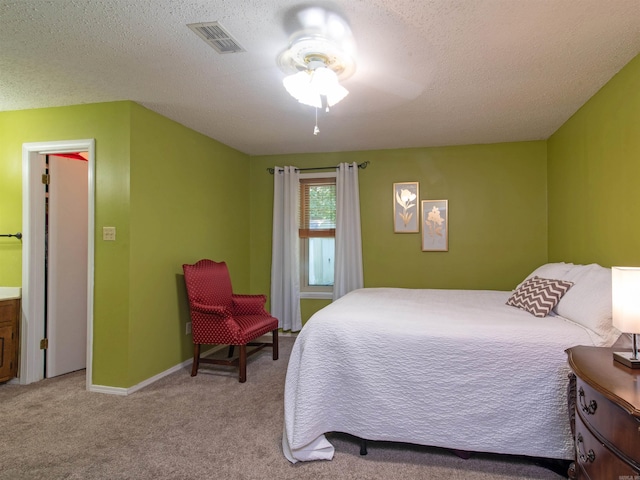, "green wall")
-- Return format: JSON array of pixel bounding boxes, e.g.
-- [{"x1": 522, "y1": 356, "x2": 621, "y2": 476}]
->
[
  {"x1": 0, "y1": 103, "x2": 130, "y2": 291},
  {"x1": 0, "y1": 102, "x2": 133, "y2": 385},
  {"x1": 0, "y1": 101, "x2": 250, "y2": 388},
  {"x1": 0, "y1": 117, "x2": 24, "y2": 284},
  {"x1": 250, "y1": 141, "x2": 548, "y2": 323},
  {"x1": 548, "y1": 53, "x2": 640, "y2": 266},
  {"x1": 128, "y1": 103, "x2": 251, "y2": 385}
]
